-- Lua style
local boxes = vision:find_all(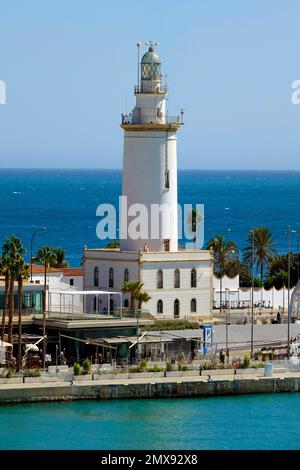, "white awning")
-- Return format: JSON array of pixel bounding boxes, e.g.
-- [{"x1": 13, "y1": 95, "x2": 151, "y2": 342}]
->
[
  {"x1": 0, "y1": 340, "x2": 13, "y2": 349},
  {"x1": 49, "y1": 289, "x2": 121, "y2": 295}
]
